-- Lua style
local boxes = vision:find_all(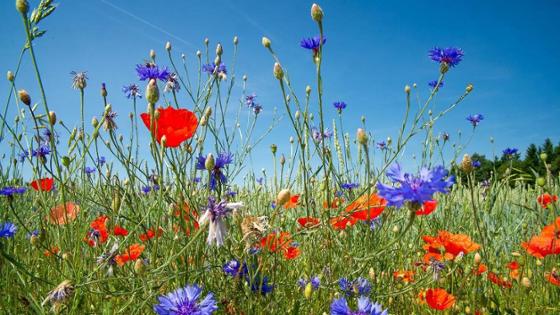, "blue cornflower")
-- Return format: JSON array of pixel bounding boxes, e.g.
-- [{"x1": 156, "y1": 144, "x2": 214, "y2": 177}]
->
[
  {"x1": 0, "y1": 186, "x2": 27, "y2": 197},
  {"x1": 441, "y1": 132, "x2": 450, "y2": 141},
  {"x1": 256, "y1": 177, "x2": 264, "y2": 185},
  {"x1": 226, "y1": 190, "x2": 237, "y2": 197},
  {"x1": 41, "y1": 128, "x2": 56, "y2": 144},
  {"x1": 466, "y1": 114, "x2": 484, "y2": 127},
  {"x1": 141, "y1": 186, "x2": 152, "y2": 194},
  {"x1": 202, "y1": 63, "x2": 227, "y2": 78},
  {"x1": 333, "y1": 101, "x2": 347, "y2": 113},
  {"x1": 503, "y1": 147, "x2": 519, "y2": 157},
  {"x1": 297, "y1": 276, "x2": 320, "y2": 290},
  {"x1": 247, "y1": 274, "x2": 274, "y2": 295},
  {"x1": 153, "y1": 284, "x2": 218, "y2": 315},
  {"x1": 26, "y1": 229, "x2": 39, "y2": 239},
  {"x1": 18, "y1": 151, "x2": 29, "y2": 163},
  {"x1": 341, "y1": 183, "x2": 359, "y2": 191},
  {"x1": 311, "y1": 127, "x2": 333, "y2": 142},
  {"x1": 376, "y1": 141, "x2": 387, "y2": 150},
  {"x1": 429, "y1": 47, "x2": 464, "y2": 67},
  {"x1": 196, "y1": 152, "x2": 233, "y2": 190},
  {"x1": 136, "y1": 63, "x2": 170, "y2": 81},
  {"x1": 193, "y1": 177, "x2": 201, "y2": 184},
  {"x1": 252, "y1": 104, "x2": 263, "y2": 115},
  {"x1": 97, "y1": 156, "x2": 106, "y2": 167},
  {"x1": 369, "y1": 218, "x2": 382, "y2": 231},
  {"x1": 377, "y1": 164, "x2": 454, "y2": 208},
  {"x1": 32, "y1": 145, "x2": 50, "y2": 158},
  {"x1": 472, "y1": 160, "x2": 481, "y2": 168},
  {"x1": 331, "y1": 296, "x2": 388, "y2": 315},
  {"x1": 245, "y1": 93, "x2": 257, "y2": 107},
  {"x1": 300, "y1": 35, "x2": 327, "y2": 53},
  {"x1": 0, "y1": 222, "x2": 17, "y2": 239},
  {"x1": 428, "y1": 80, "x2": 444, "y2": 89},
  {"x1": 84, "y1": 167, "x2": 96, "y2": 175},
  {"x1": 223, "y1": 259, "x2": 248, "y2": 278},
  {"x1": 122, "y1": 84, "x2": 142, "y2": 99},
  {"x1": 164, "y1": 73, "x2": 180, "y2": 93},
  {"x1": 338, "y1": 277, "x2": 371, "y2": 296}
]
